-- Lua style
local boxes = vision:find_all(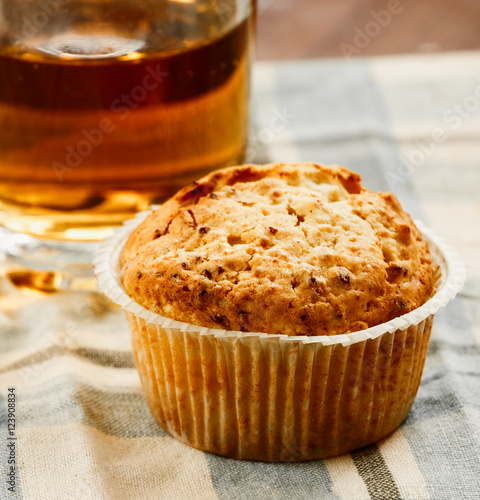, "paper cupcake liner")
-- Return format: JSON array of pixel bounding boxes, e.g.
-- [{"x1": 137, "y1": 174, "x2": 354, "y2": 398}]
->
[{"x1": 94, "y1": 212, "x2": 465, "y2": 461}]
